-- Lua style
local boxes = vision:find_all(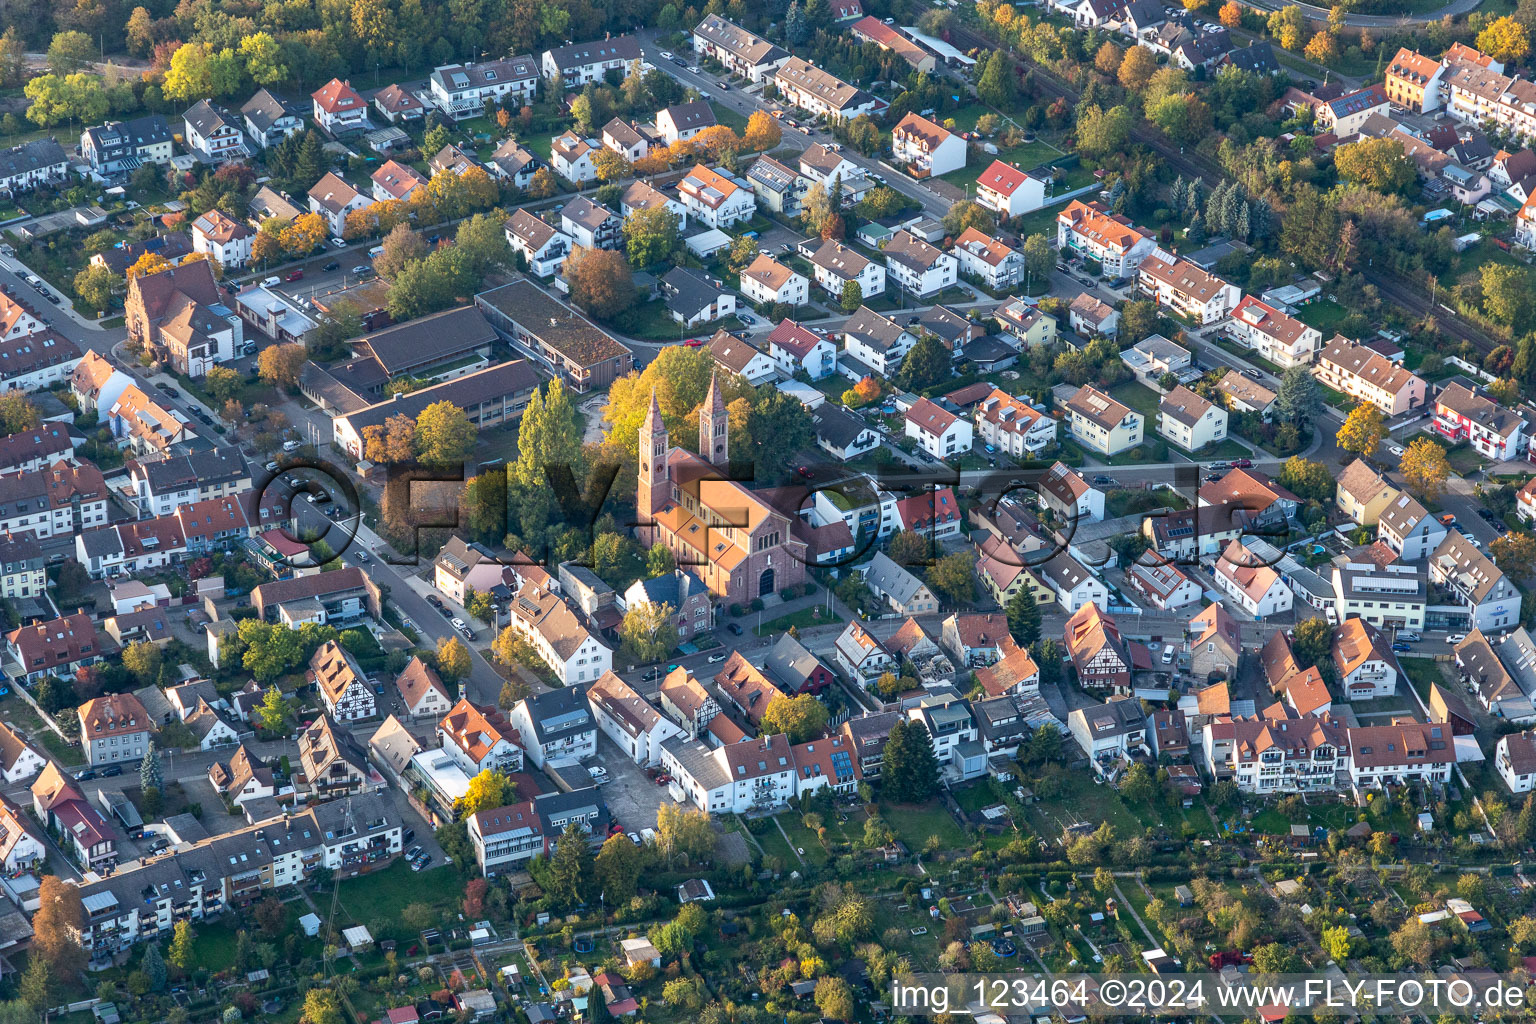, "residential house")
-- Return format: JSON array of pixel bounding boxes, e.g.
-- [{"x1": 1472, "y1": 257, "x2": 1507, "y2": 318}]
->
[
  {"x1": 588, "y1": 671, "x2": 685, "y2": 767},
  {"x1": 125, "y1": 260, "x2": 241, "y2": 376},
  {"x1": 807, "y1": 238, "x2": 885, "y2": 302},
  {"x1": 997, "y1": 297, "x2": 1059, "y2": 349},
  {"x1": 395, "y1": 657, "x2": 454, "y2": 719},
  {"x1": 506, "y1": 582, "x2": 612, "y2": 685},
  {"x1": 1065, "y1": 603, "x2": 1131, "y2": 693},
  {"x1": 659, "y1": 669, "x2": 722, "y2": 739},
  {"x1": 1069, "y1": 293, "x2": 1119, "y2": 338},
  {"x1": 81, "y1": 115, "x2": 173, "y2": 175},
  {"x1": 894, "y1": 486, "x2": 963, "y2": 541},
  {"x1": 850, "y1": 17, "x2": 936, "y2": 72},
  {"x1": 1379, "y1": 492, "x2": 1449, "y2": 562},
  {"x1": 298, "y1": 715, "x2": 374, "y2": 799},
  {"x1": 1314, "y1": 336, "x2": 1429, "y2": 416},
  {"x1": 883, "y1": 230, "x2": 957, "y2": 299},
  {"x1": 833, "y1": 619, "x2": 895, "y2": 685},
  {"x1": 0, "y1": 722, "x2": 44, "y2": 784},
  {"x1": 1204, "y1": 709, "x2": 1347, "y2": 793},
  {"x1": 1335, "y1": 459, "x2": 1399, "y2": 526},
  {"x1": 767, "y1": 320, "x2": 837, "y2": 380},
  {"x1": 1188, "y1": 602, "x2": 1241, "y2": 682},
  {"x1": 1064, "y1": 385, "x2": 1143, "y2": 456},
  {"x1": 540, "y1": 35, "x2": 642, "y2": 85},
  {"x1": 1057, "y1": 200, "x2": 1155, "y2": 280},
  {"x1": 622, "y1": 570, "x2": 714, "y2": 643},
  {"x1": 307, "y1": 172, "x2": 372, "y2": 237},
  {"x1": 810, "y1": 403, "x2": 880, "y2": 459},
  {"x1": 181, "y1": 101, "x2": 247, "y2": 162},
  {"x1": 439, "y1": 699, "x2": 523, "y2": 776},
  {"x1": 0, "y1": 795, "x2": 44, "y2": 872},
  {"x1": 487, "y1": 138, "x2": 542, "y2": 187},
  {"x1": 429, "y1": 57, "x2": 540, "y2": 117},
  {"x1": 660, "y1": 733, "x2": 798, "y2": 814},
  {"x1": 890, "y1": 112, "x2": 965, "y2": 177},
  {"x1": 550, "y1": 132, "x2": 598, "y2": 184},
  {"x1": 0, "y1": 533, "x2": 43, "y2": 602},
  {"x1": 504, "y1": 209, "x2": 571, "y2": 277},
  {"x1": 8, "y1": 612, "x2": 108, "y2": 684},
  {"x1": 1138, "y1": 248, "x2": 1242, "y2": 324},
  {"x1": 0, "y1": 331, "x2": 82, "y2": 396},
  {"x1": 713, "y1": 651, "x2": 784, "y2": 727},
  {"x1": 1198, "y1": 467, "x2": 1300, "y2": 531},
  {"x1": 1318, "y1": 84, "x2": 1391, "y2": 135},
  {"x1": 740, "y1": 254, "x2": 809, "y2": 308},
  {"x1": 904, "y1": 397, "x2": 973, "y2": 459},
  {"x1": 772, "y1": 58, "x2": 877, "y2": 120},
  {"x1": 250, "y1": 566, "x2": 382, "y2": 624},
  {"x1": 798, "y1": 143, "x2": 860, "y2": 186},
  {"x1": 311, "y1": 78, "x2": 369, "y2": 135},
  {"x1": 1216, "y1": 372, "x2": 1277, "y2": 419},
  {"x1": 843, "y1": 306, "x2": 915, "y2": 377},
  {"x1": 209, "y1": 745, "x2": 278, "y2": 806},
  {"x1": 1434, "y1": 380, "x2": 1527, "y2": 460},
  {"x1": 78, "y1": 693, "x2": 151, "y2": 766},
  {"x1": 506, "y1": 685, "x2": 597, "y2": 768},
  {"x1": 1126, "y1": 560, "x2": 1203, "y2": 611},
  {"x1": 1037, "y1": 460, "x2": 1105, "y2": 521},
  {"x1": 1348, "y1": 721, "x2": 1454, "y2": 789},
  {"x1": 691, "y1": 15, "x2": 791, "y2": 82},
  {"x1": 863, "y1": 552, "x2": 939, "y2": 616},
  {"x1": 951, "y1": 228, "x2": 1025, "y2": 291},
  {"x1": 656, "y1": 101, "x2": 716, "y2": 145},
  {"x1": 1333, "y1": 618, "x2": 1398, "y2": 700},
  {"x1": 1158, "y1": 385, "x2": 1228, "y2": 451},
  {"x1": 620, "y1": 179, "x2": 686, "y2": 227},
  {"x1": 1120, "y1": 333, "x2": 1190, "y2": 381},
  {"x1": 32, "y1": 764, "x2": 114, "y2": 870},
  {"x1": 1214, "y1": 539, "x2": 1293, "y2": 617},
  {"x1": 372, "y1": 84, "x2": 427, "y2": 124},
  {"x1": 1036, "y1": 551, "x2": 1110, "y2": 612},
  {"x1": 975, "y1": 160, "x2": 1046, "y2": 217},
  {"x1": 762, "y1": 635, "x2": 835, "y2": 695},
  {"x1": 1385, "y1": 48, "x2": 1447, "y2": 111},
  {"x1": 1068, "y1": 697, "x2": 1147, "y2": 769},
  {"x1": 1429, "y1": 530, "x2": 1521, "y2": 632},
  {"x1": 1496, "y1": 731, "x2": 1536, "y2": 793},
  {"x1": 708, "y1": 330, "x2": 777, "y2": 384},
  {"x1": 1226, "y1": 296, "x2": 1320, "y2": 368},
  {"x1": 746, "y1": 155, "x2": 808, "y2": 215},
  {"x1": 678, "y1": 165, "x2": 755, "y2": 228},
  {"x1": 309, "y1": 639, "x2": 376, "y2": 722},
  {"x1": 661, "y1": 266, "x2": 736, "y2": 327},
  {"x1": 1332, "y1": 557, "x2": 1427, "y2": 631},
  {"x1": 0, "y1": 461, "x2": 109, "y2": 539},
  {"x1": 190, "y1": 210, "x2": 254, "y2": 268},
  {"x1": 370, "y1": 160, "x2": 429, "y2": 202},
  {"x1": 974, "y1": 388, "x2": 1057, "y2": 458}
]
